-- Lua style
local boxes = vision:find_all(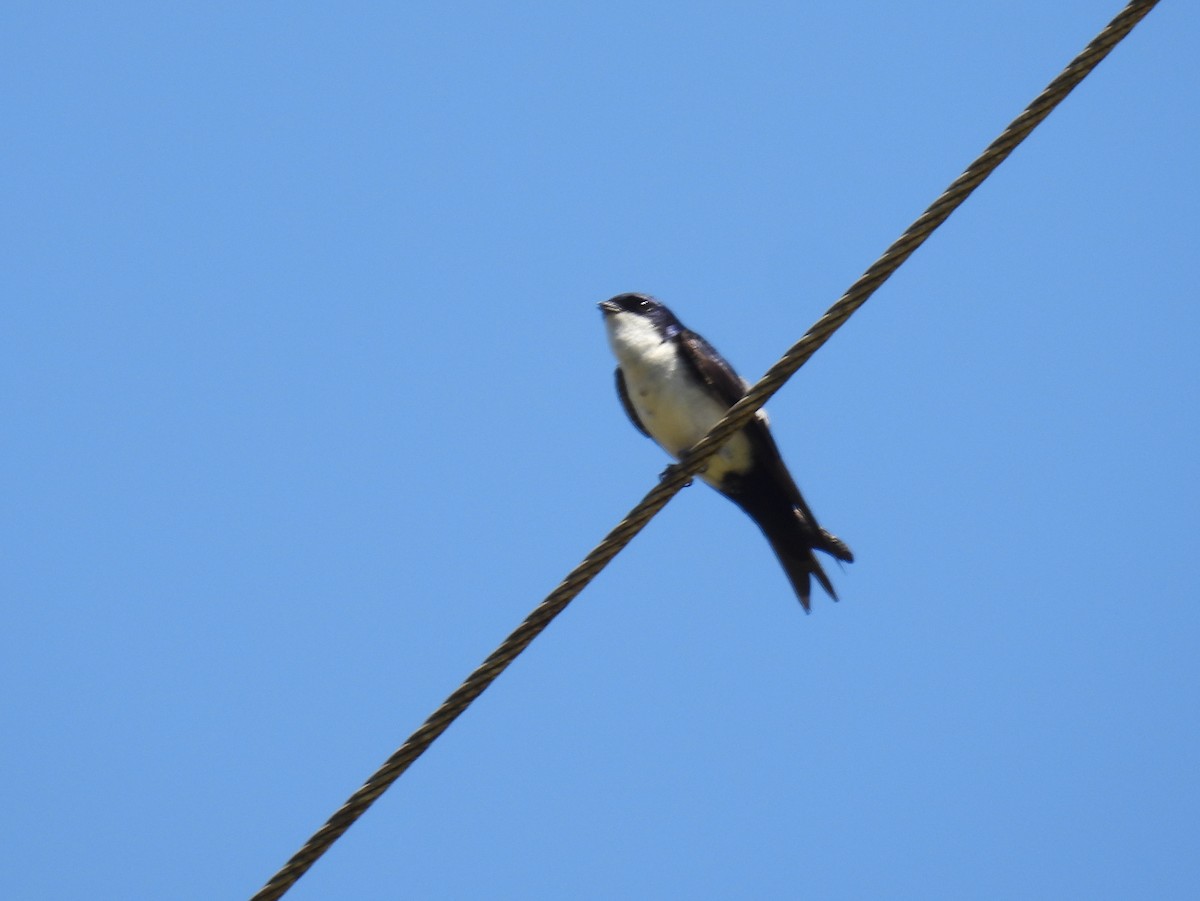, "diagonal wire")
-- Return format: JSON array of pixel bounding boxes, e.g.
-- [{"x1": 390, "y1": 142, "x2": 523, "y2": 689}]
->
[{"x1": 250, "y1": 2, "x2": 1159, "y2": 898}]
